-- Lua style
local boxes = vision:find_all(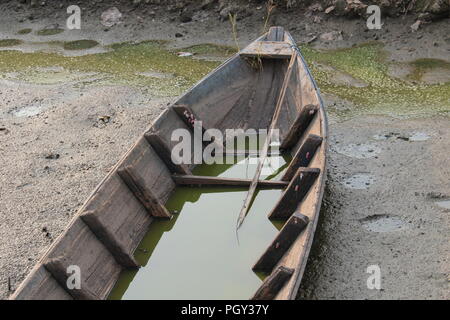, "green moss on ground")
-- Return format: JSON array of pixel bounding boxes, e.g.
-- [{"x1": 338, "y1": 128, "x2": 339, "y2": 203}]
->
[
  {"x1": 17, "y1": 28, "x2": 32, "y2": 35},
  {"x1": 300, "y1": 43, "x2": 450, "y2": 118},
  {"x1": 0, "y1": 39, "x2": 23, "y2": 47}
]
